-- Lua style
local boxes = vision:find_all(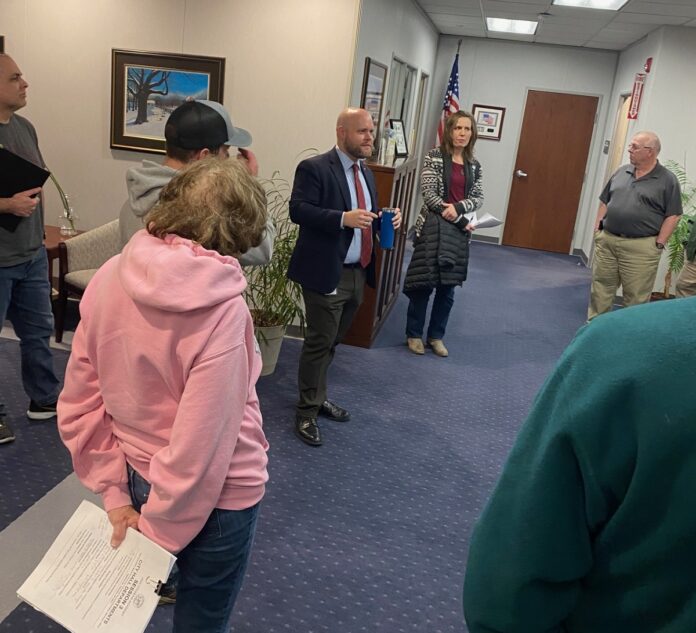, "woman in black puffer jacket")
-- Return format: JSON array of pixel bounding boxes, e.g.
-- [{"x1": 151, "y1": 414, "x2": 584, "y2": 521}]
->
[{"x1": 403, "y1": 110, "x2": 483, "y2": 357}]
